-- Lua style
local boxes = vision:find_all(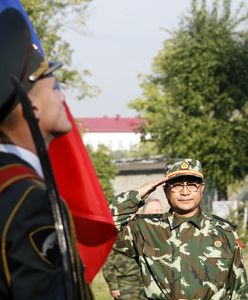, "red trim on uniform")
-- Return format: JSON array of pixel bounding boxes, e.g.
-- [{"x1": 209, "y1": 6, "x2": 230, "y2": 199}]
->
[{"x1": 0, "y1": 164, "x2": 41, "y2": 193}]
